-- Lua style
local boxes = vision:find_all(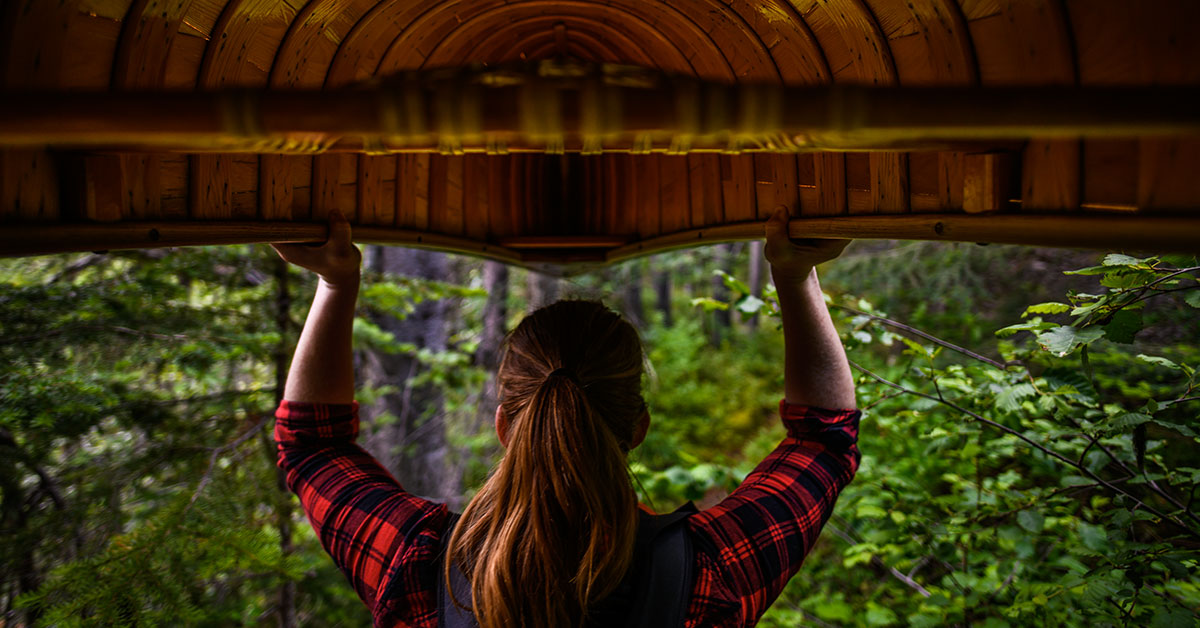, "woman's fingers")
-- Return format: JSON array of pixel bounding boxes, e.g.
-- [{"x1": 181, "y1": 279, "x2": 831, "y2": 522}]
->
[
  {"x1": 270, "y1": 211, "x2": 362, "y2": 284},
  {"x1": 764, "y1": 206, "x2": 851, "y2": 270}
]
